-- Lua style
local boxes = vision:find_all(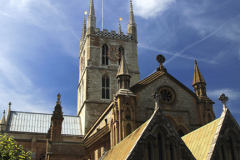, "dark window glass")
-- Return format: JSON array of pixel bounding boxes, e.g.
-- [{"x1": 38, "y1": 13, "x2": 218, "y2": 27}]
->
[
  {"x1": 221, "y1": 145, "x2": 226, "y2": 160},
  {"x1": 102, "y1": 45, "x2": 108, "y2": 65},
  {"x1": 170, "y1": 143, "x2": 174, "y2": 160},
  {"x1": 229, "y1": 136, "x2": 235, "y2": 160},
  {"x1": 126, "y1": 108, "x2": 131, "y2": 119},
  {"x1": 148, "y1": 142, "x2": 152, "y2": 160},
  {"x1": 158, "y1": 134, "x2": 163, "y2": 160},
  {"x1": 106, "y1": 77, "x2": 109, "y2": 87},
  {"x1": 102, "y1": 89, "x2": 105, "y2": 99},
  {"x1": 106, "y1": 89, "x2": 109, "y2": 99},
  {"x1": 102, "y1": 75, "x2": 110, "y2": 99},
  {"x1": 178, "y1": 130, "x2": 185, "y2": 137}
]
